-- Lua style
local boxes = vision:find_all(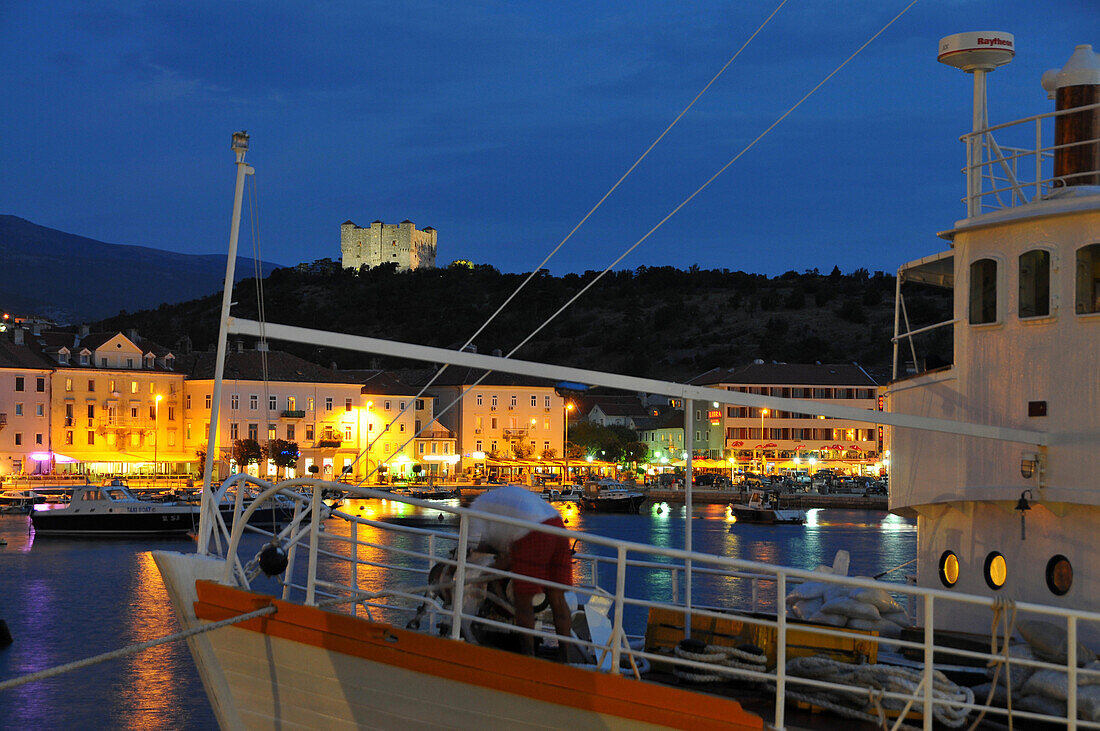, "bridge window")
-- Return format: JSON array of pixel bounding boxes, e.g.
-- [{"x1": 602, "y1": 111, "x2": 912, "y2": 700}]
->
[
  {"x1": 969, "y1": 259, "x2": 998, "y2": 324},
  {"x1": 1018, "y1": 249, "x2": 1050, "y2": 318},
  {"x1": 1076, "y1": 244, "x2": 1100, "y2": 315}
]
